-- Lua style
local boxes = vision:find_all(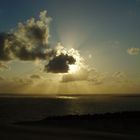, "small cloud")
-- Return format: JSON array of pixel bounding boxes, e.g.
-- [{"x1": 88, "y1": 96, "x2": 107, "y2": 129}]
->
[
  {"x1": 112, "y1": 71, "x2": 125, "y2": 78},
  {"x1": 3, "y1": 77, "x2": 28, "y2": 85},
  {"x1": 30, "y1": 74, "x2": 42, "y2": 79},
  {"x1": 88, "y1": 70, "x2": 105, "y2": 85},
  {"x1": 14, "y1": 77, "x2": 33, "y2": 85},
  {"x1": 112, "y1": 71, "x2": 126, "y2": 83},
  {"x1": 127, "y1": 47, "x2": 140, "y2": 55}
]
